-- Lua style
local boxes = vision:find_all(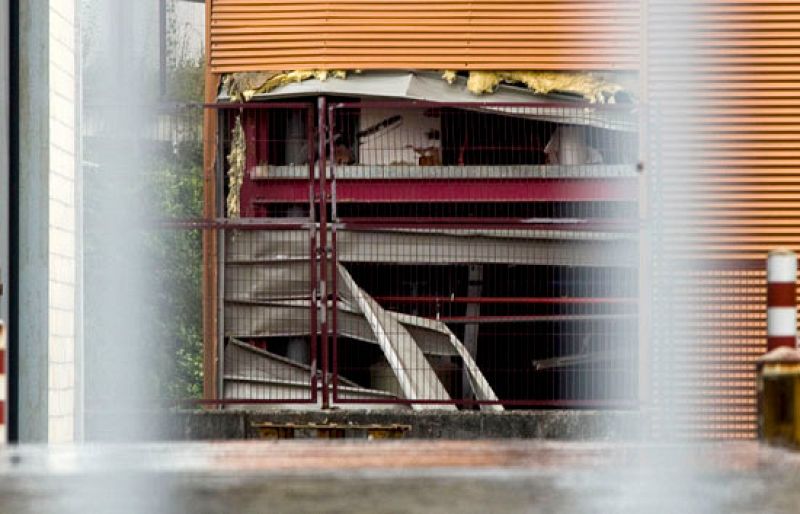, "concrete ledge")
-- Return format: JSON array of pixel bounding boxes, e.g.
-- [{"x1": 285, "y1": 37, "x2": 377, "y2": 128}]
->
[{"x1": 164, "y1": 410, "x2": 643, "y2": 441}]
